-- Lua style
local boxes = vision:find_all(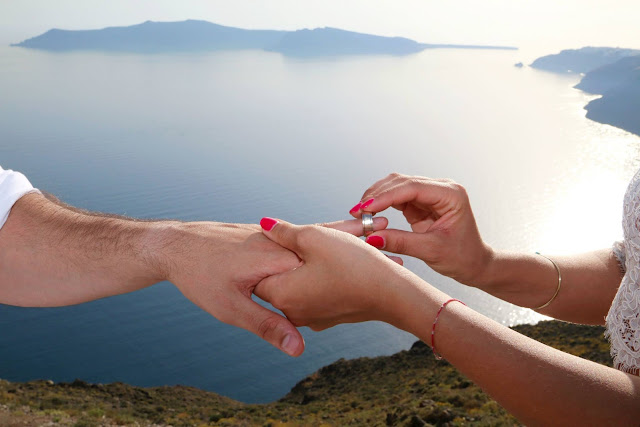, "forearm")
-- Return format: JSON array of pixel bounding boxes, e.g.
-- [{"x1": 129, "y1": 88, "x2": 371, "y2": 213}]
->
[
  {"x1": 0, "y1": 192, "x2": 172, "y2": 306},
  {"x1": 473, "y1": 249, "x2": 623, "y2": 324},
  {"x1": 391, "y1": 274, "x2": 640, "y2": 425}
]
